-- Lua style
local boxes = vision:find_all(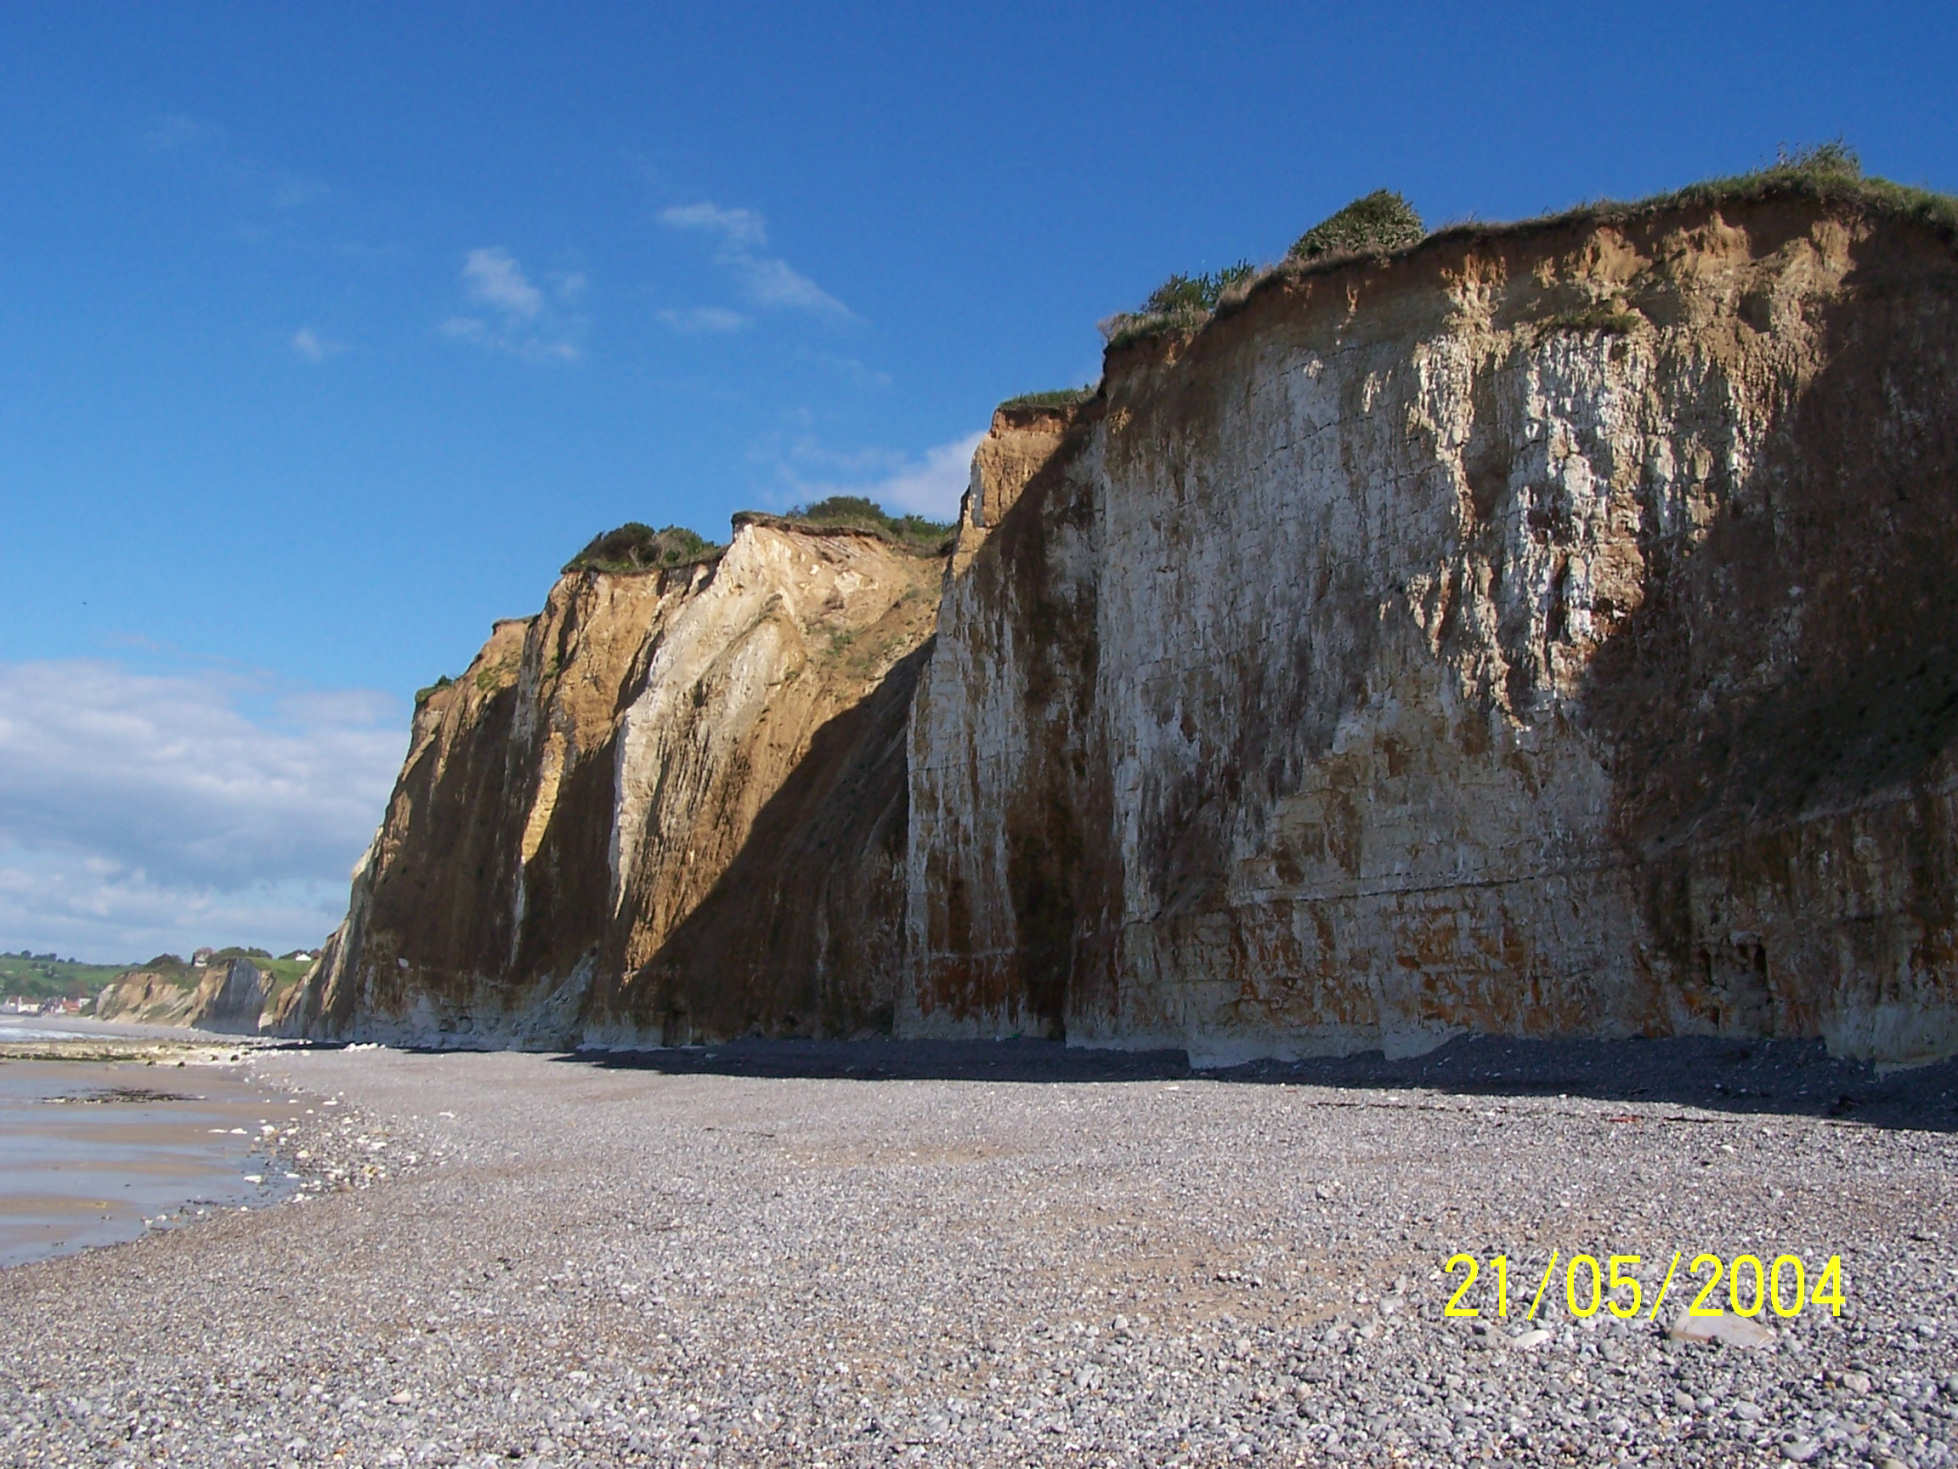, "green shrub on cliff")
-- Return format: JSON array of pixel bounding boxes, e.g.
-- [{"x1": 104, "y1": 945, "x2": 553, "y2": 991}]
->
[
  {"x1": 1098, "y1": 261, "x2": 1258, "y2": 347},
  {"x1": 1290, "y1": 190, "x2": 1427, "y2": 261},
  {"x1": 780, "y1": 496, "x2": 953, "y2": 552},
  {"x1": 999, "y1": 386, "x2": 1096, "y2": 411},
  {"x1": 563, "y1": 522, "x2": 723, "y2": 575},
  {"x1": 1139, "y1": 261, "x2": 1255, "y2": 316}
]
